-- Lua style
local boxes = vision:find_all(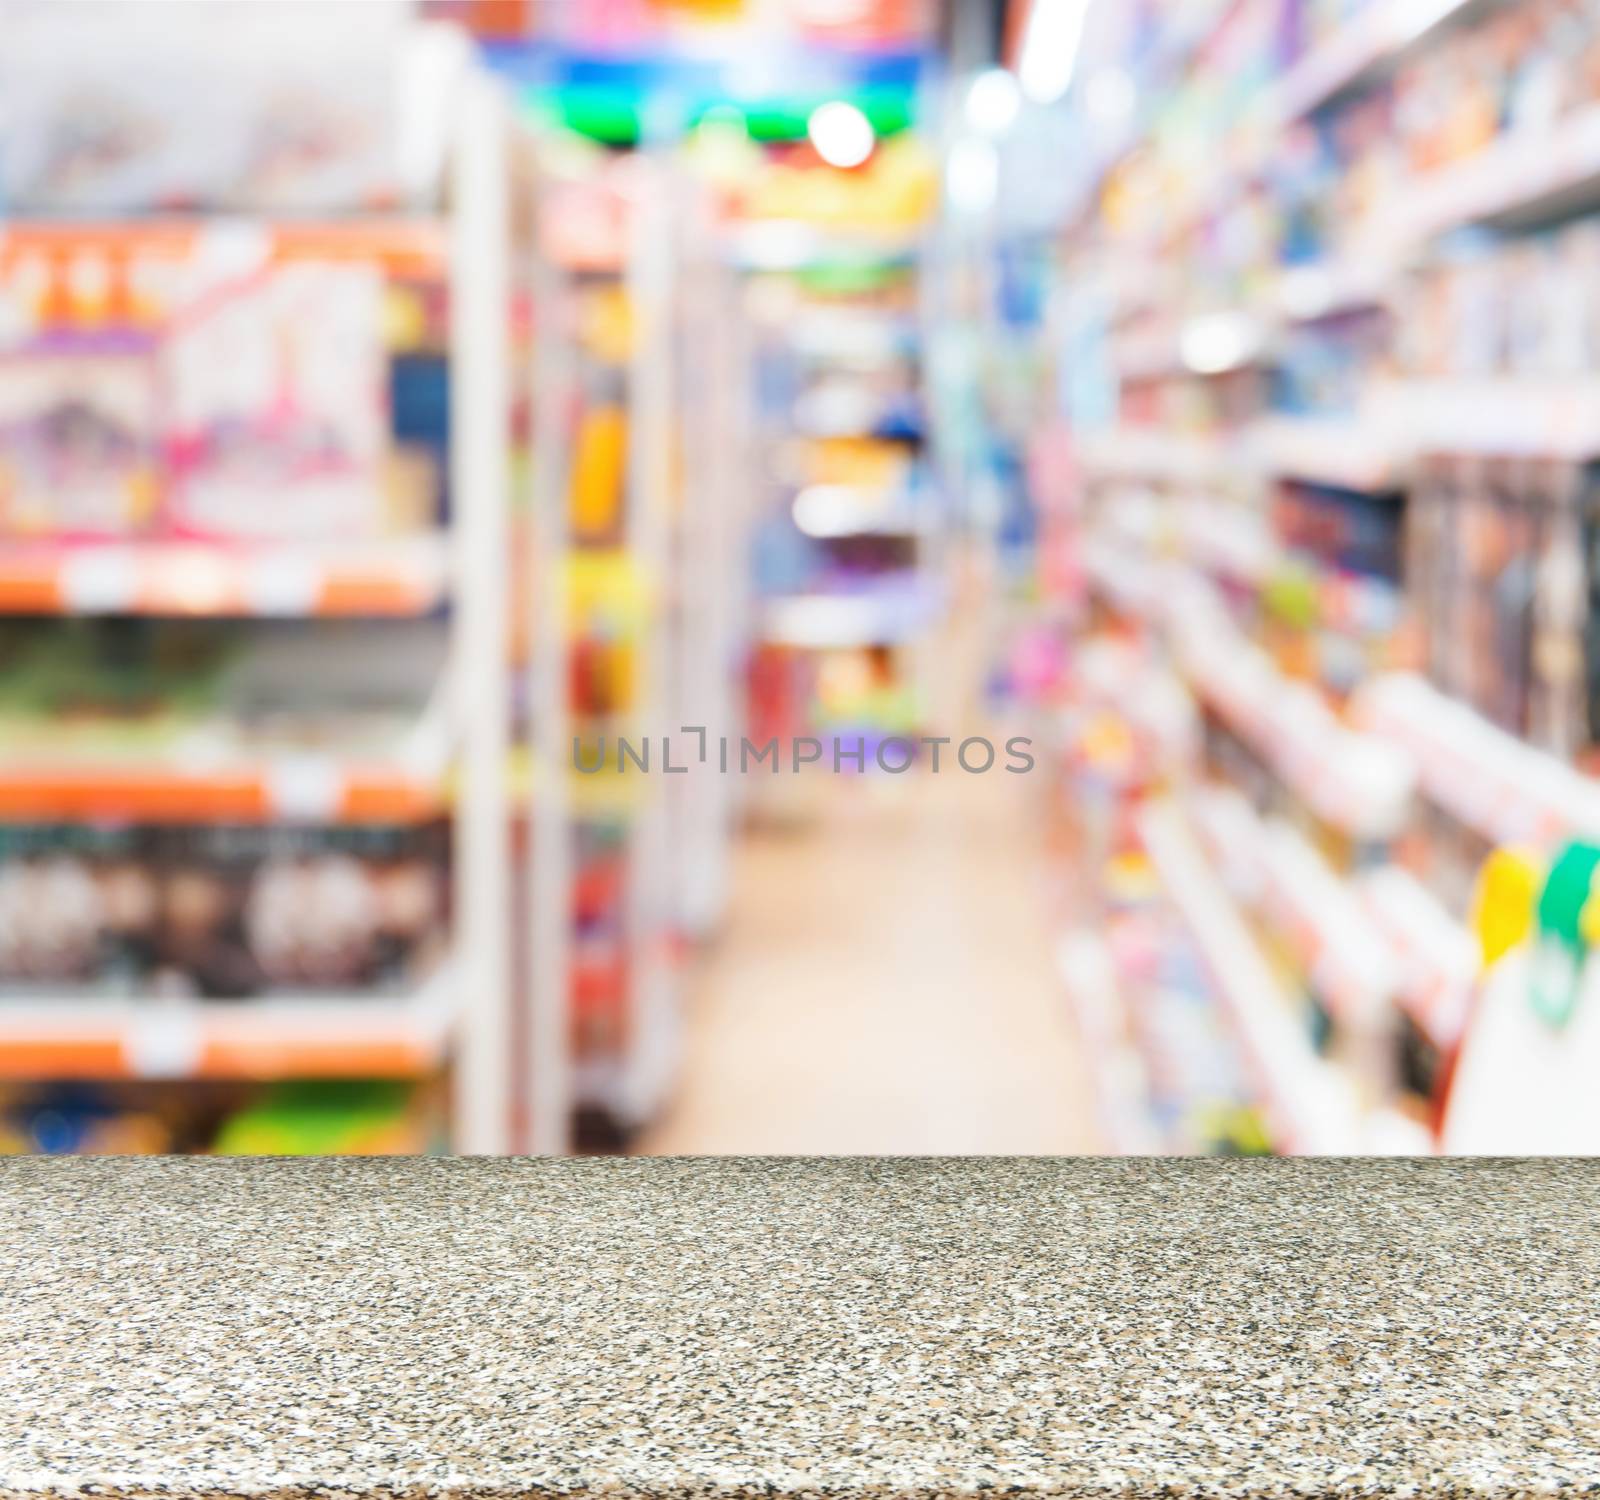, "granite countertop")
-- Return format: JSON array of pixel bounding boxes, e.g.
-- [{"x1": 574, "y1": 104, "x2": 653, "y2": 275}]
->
[{"x1": 2, "y1": 1157, "x2": 1598, "y2": 1500}]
